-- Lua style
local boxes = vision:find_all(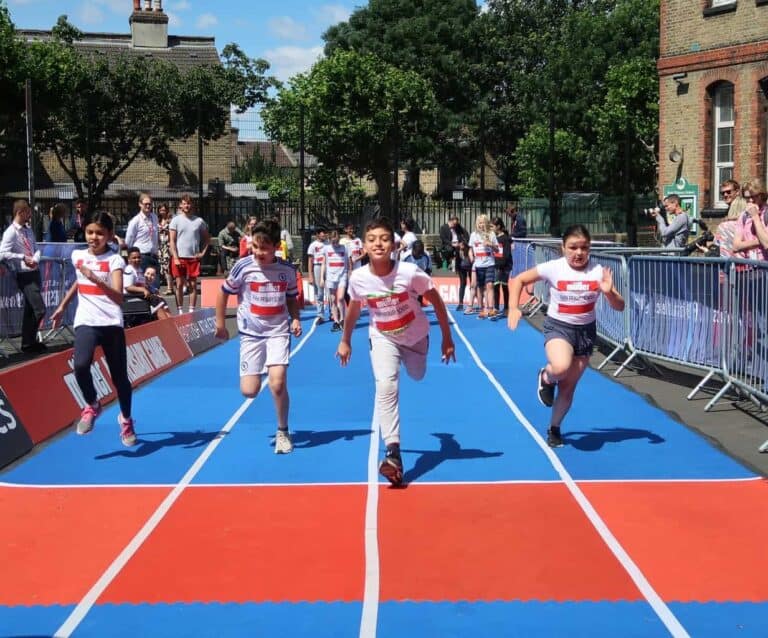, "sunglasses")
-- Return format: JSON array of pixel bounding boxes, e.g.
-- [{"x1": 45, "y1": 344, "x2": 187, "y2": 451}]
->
[{"x1": 720, "y1": 189, "x2": 733, "y2": 196}]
